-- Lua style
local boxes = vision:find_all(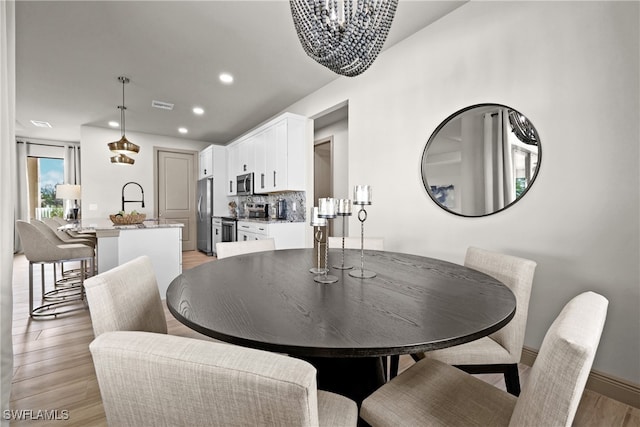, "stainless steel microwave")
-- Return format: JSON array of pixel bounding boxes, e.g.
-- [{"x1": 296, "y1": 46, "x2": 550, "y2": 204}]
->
[{"x1": 236, "y1": 173, "x2": 255, "y2": 196}]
